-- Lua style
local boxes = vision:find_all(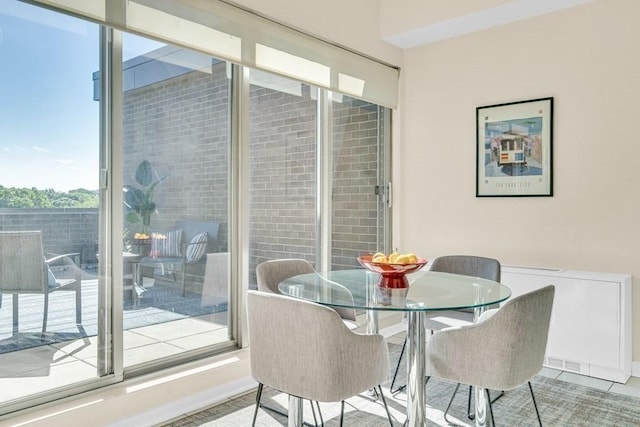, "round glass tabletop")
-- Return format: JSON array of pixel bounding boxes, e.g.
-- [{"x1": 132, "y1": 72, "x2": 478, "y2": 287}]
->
[{"x1": 278, "y1": 269, "x2": 511, "y2": 312}]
